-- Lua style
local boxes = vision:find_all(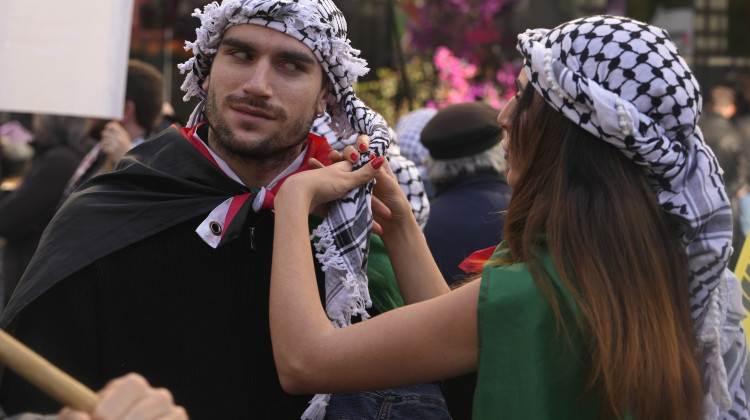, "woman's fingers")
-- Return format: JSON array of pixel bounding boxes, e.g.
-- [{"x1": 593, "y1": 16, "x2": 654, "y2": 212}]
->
[
  {"x1": 355, "y1": 134, "x2": 370, "y2": 154},
  {"x1": 327, "y1": 150, "x2": 343, "y2": 163},
  {"x1": 291, "y1": 151, "x2": 387, "y2": 213},
  {"x1": 371, "y1": 220, "x2": 383, "y2": 236},
  {"x1": 371, "y1": 196, "x2": 393, "y2": 220},
  {"x1": 341, "y1": 145, "x2": 360, "y2": 163},
  {"x1": 308, "y1": 157, "x2": 326, "y2": 169},
  {"x1": 374, "y1": 154, "x2": 396, "y2": 180},
  {"x1": 323, "y1": 134, "x2": 370, "y2": 165},
  {"x1": 282, "y1": 158, "x2": 381, "y2": 210},
  {"x1": 370, "y1": 158, "x2": 415, "y2": 223},
  {"x1": 372, "y1": 159, "x2": 403, "y2": 197},
  {"x1": 370, "y1": 196, "x2": 390, "y2": 237}
]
